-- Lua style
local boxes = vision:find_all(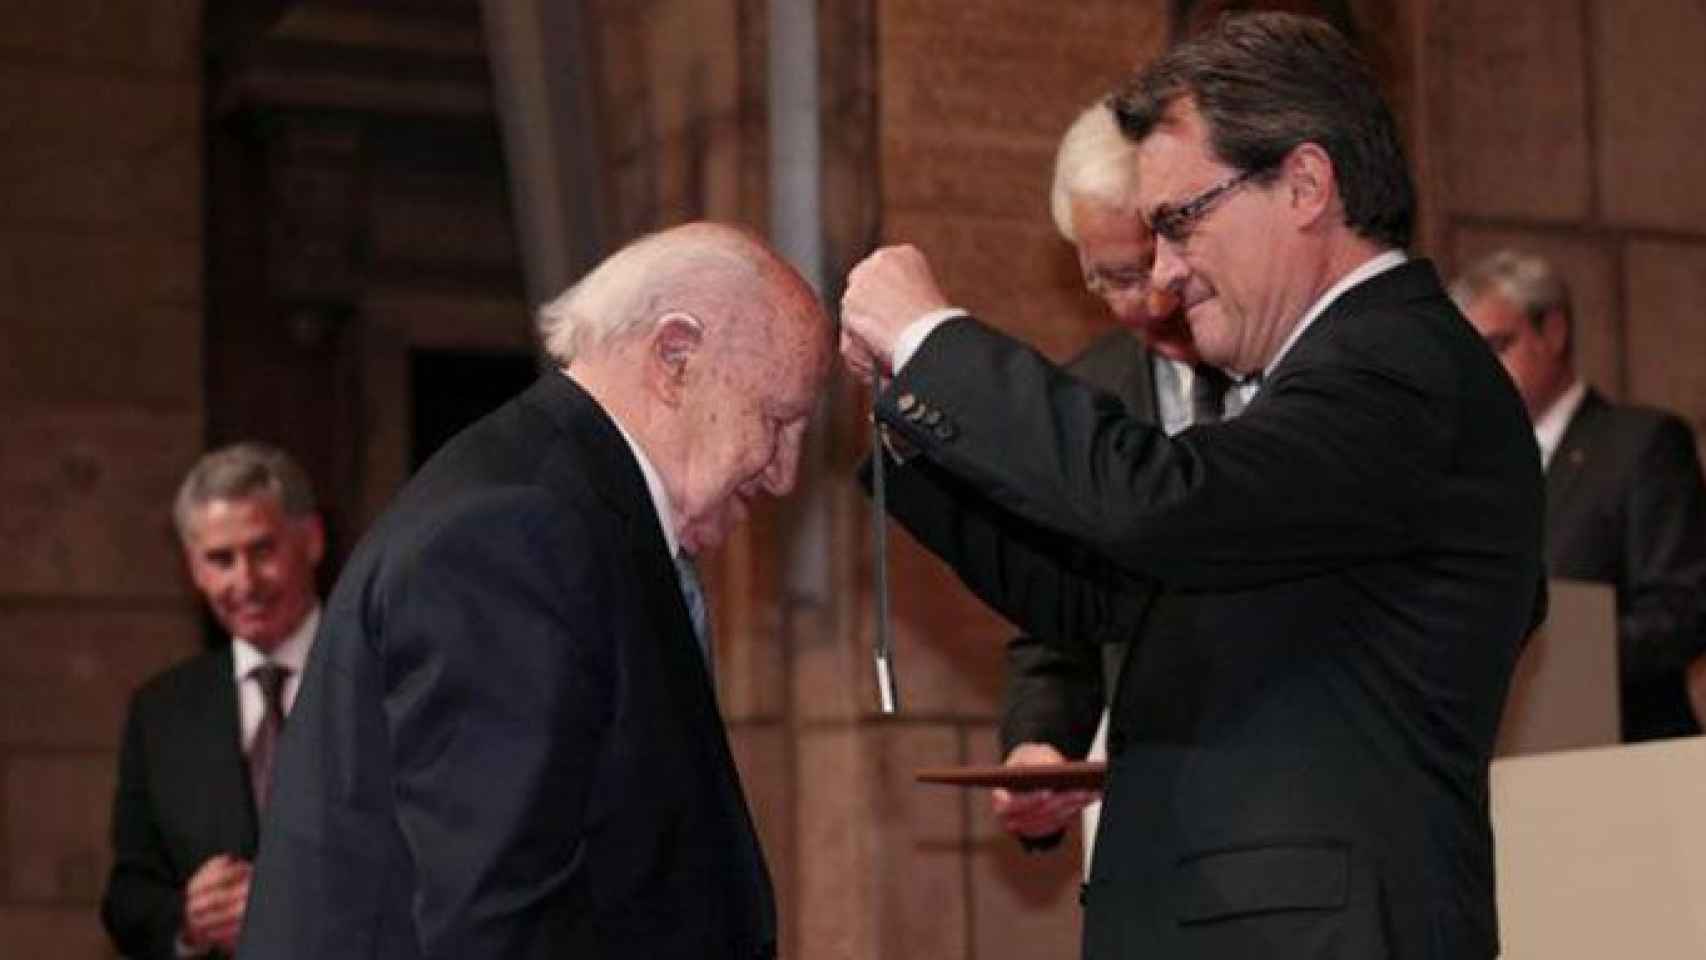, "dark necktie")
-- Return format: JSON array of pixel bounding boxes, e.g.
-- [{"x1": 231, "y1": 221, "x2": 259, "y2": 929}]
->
[
  {"x1": 1190, "y1": 364, "x2": 1234, "y2": 425},
  {"x1": 674, "y1": 553, "x2": 714, "y2": 672},
  {"x1": 248, "y1": 662, "x2": 291, "y2": 813}
]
